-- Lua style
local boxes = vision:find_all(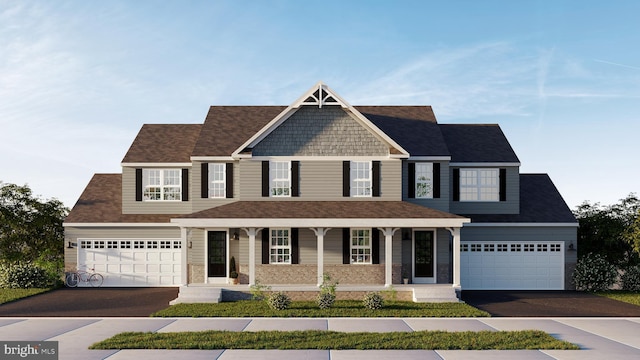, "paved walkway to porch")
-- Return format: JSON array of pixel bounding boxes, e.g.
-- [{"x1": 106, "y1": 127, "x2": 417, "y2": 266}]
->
[{"x1": 2, "y1": 317, "x2": 640, "y2": 359}]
